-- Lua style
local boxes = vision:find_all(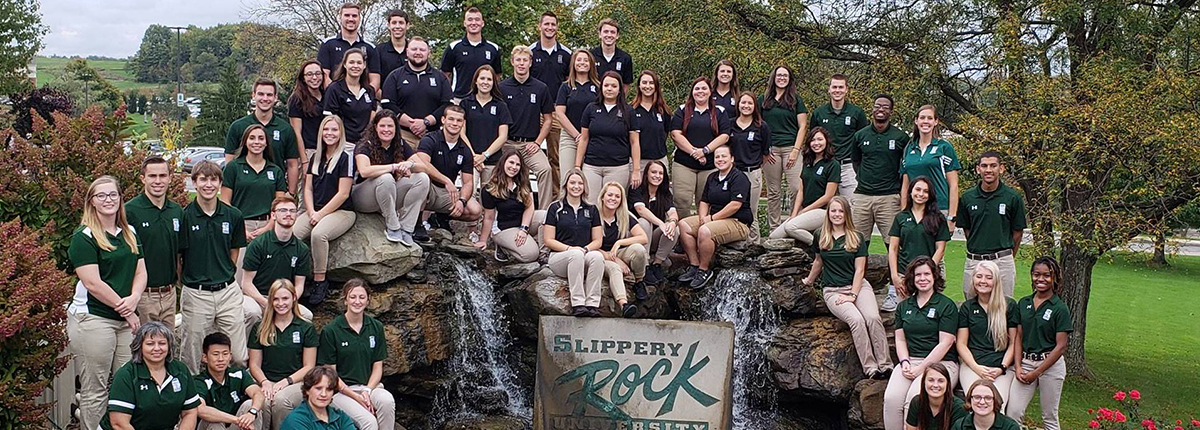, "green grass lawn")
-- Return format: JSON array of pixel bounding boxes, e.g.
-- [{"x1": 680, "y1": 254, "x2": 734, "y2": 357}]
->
[
  {"x1": 35, "y1": 56, "x2": 216, "y2": 93},
  {"x1": 866, "y1": 238, "x2": 1200, "y2": 428}
]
